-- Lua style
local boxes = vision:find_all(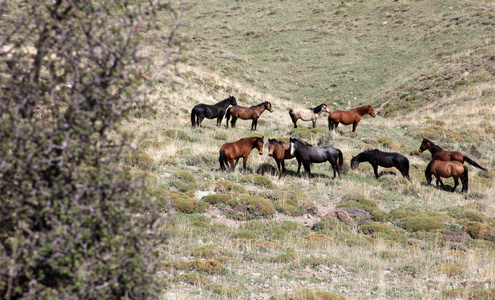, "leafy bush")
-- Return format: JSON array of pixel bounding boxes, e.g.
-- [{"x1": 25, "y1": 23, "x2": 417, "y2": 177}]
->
[
  {"x1": 176, "y1": 272, "x2": 207, "y2": 286},
  {"x1": 240, "y1": 174, "x2": 274, "y2": 188},
  {"x1": 399, "y1": 213, "x2": 444, "y2": 232},
  {"x1": 0, "y1": 1, "x2": 181, "y2": 298}
]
